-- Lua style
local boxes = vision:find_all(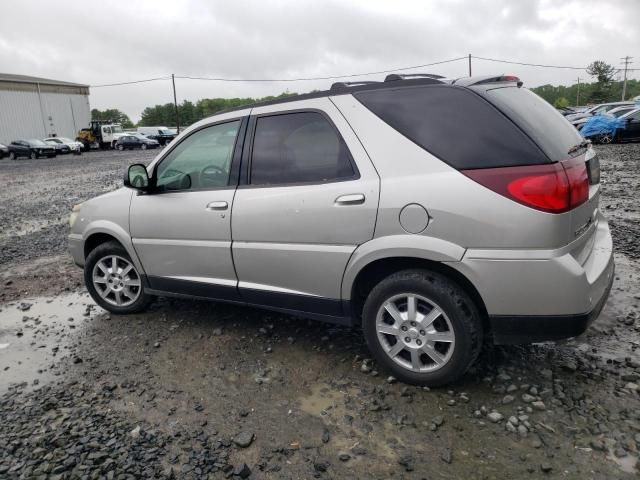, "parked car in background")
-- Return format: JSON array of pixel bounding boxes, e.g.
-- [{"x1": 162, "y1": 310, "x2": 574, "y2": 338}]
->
[
  {"x1": 8, "y1": 139, "x2": 56, "y2": 159},
  {"x1": 69, "y1": 74, "x2": 613, "y2": 386},
  {"x1": 0, "y1": 143, "x2": 8, "y2": 159},
  {"x1": 580, "y1": 108, "x2": 640, "y2": 144},
  {"x1": 572, "y1": 105, "x2": 637, "y2": 131},
  {"x1": 613, "y1": 108, "x2": 640, "y2": 143},
  {"x1": 115, "y1": 135, "x2": 160, "y2": 151},
  {"x1": 137, "y1": 126, "x2": 176, "y2": 146},
  {"x1": 566, "y1": 101, "x2": 634, "y2": 122},
  {"x1": 44, "y1": 137, "x2": 83, "y2": 155}
]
